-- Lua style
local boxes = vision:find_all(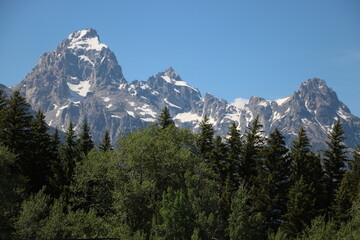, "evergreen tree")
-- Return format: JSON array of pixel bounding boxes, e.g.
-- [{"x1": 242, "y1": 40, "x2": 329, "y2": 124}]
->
[
  {"x1": 0, "y1": 89, "x2": 7, "y2": 138},
  {"x1": 332, "y1": 173, "x2": 352, "y2": 225},
  {"x1": 60, "y1": 121, "x2": 79, "y2": 199},
  {"x1": 226, "y1": 122, "x2": 242, "y2": 191},
  {"x1": 282, "y1": 176, "x2": 316, "y2": 238},
  {"x1": 197, "y1": 115, "x2": 215, "y2": 160},
  {"x1": 99, "y1": 130, "x2": 113, "y2": 152},
  {"x1": 241, "y1": 115, "x2": 265, "y2": 185},
  {"x1": 348, "y1": 144, "x2": 360, "y2": 200},
  {"x1": 210, "y1": 136, "x2": 228, "y2": 178},
  {"x1": 77, "y1": 119, "x2": 94, "y2": 156},
  {"x1": 157, "y1": 106, "x2": 175, "y2": 129},
  {"x1": 255, "y1": 128, "x2": 290, "y2": 232},
  {"x1": 29, "y1": 110, "x2": 52, "y2": 192},
  {"x1": 1, "y1": 91, "x2": 33, "y2": 177},
  {"x1": 228, "y1": 184, "x2": 267, "y2": 240},
  {"x1": 48, "y1": 128, "x2": 63, "y2": 197},
  {"x1": 153, "y1": 187, "x2": 194, "y2": 239},
  {"x1": 323, "y1": 120, "x2": 348, "y2": 211}
]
